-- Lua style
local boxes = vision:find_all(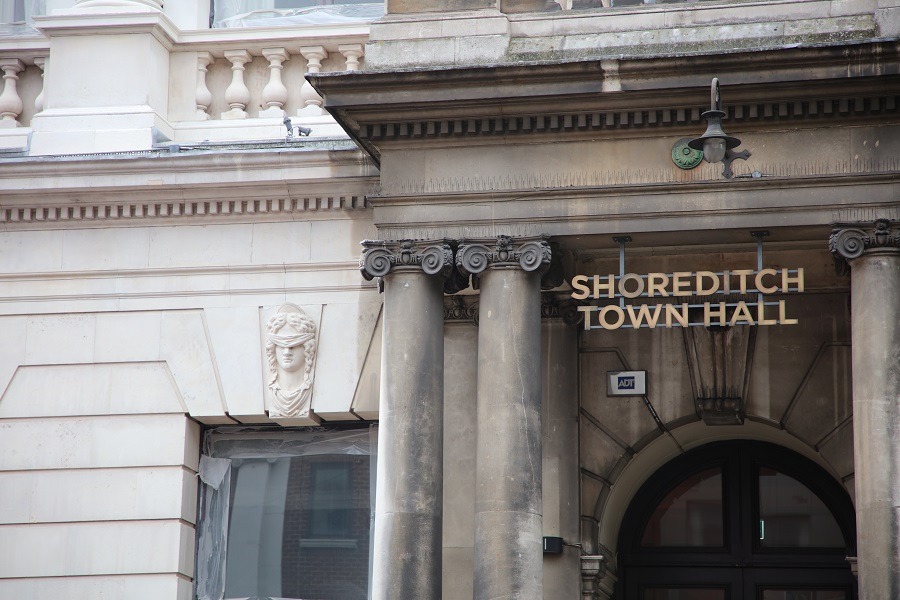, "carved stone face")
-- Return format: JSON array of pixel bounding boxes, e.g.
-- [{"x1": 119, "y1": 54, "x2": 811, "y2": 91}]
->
[{"x1": 274, "y1": 323, "x2": 305, "y2": 374}]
